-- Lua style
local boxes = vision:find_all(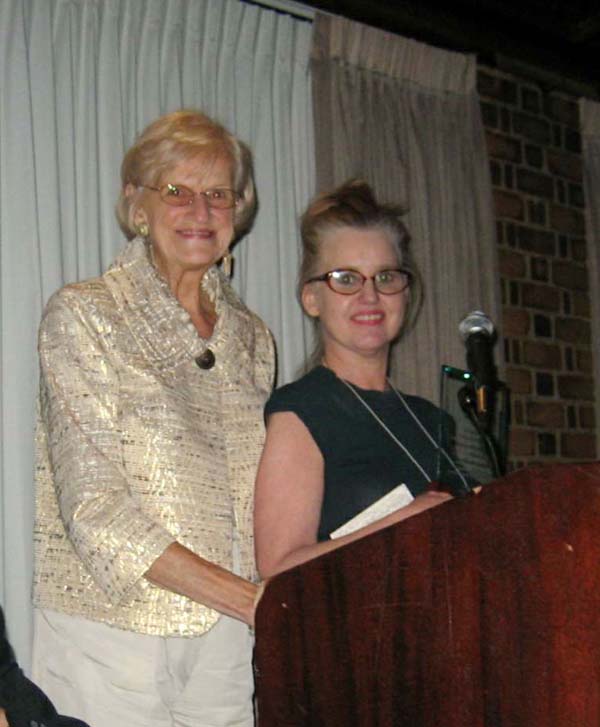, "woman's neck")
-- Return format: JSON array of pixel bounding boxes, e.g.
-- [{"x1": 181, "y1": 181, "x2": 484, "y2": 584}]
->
[{"x1": 322, "y1": 350, "x2": 389, "y2": 391}]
